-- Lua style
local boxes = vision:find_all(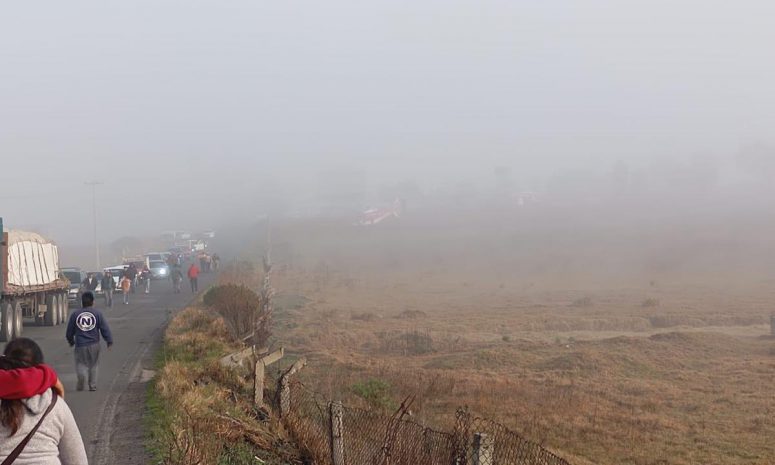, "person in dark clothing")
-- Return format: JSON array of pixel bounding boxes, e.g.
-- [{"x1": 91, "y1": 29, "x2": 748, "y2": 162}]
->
[
  {"x1": 139, "y1": 265, "x2": 152, "y2": 294},
  {"x1": 124, "y1": 264, "x2": 138, "y2": 293},
  {"x1": 65, "y1": 291, "x2": 113, "y2": 391},
  {"x1": 100, "y1": 271, "x2": 114, "y2": 308},
  {"x1": 166, "y1": 253, "x2": 180, "y2": 268},
  {"x1": 81, "y1": 273, "x2": 98, "y2": 292},
  {"x1": 171, "y1": 266, "x2": 183, "y2": 294}
]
